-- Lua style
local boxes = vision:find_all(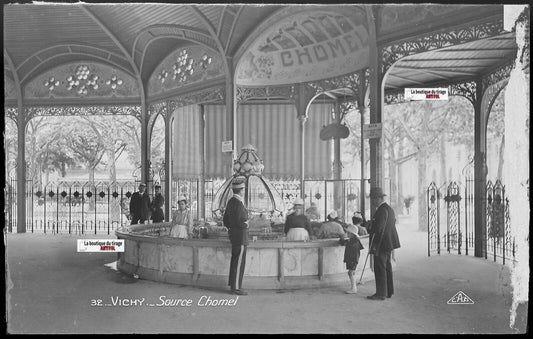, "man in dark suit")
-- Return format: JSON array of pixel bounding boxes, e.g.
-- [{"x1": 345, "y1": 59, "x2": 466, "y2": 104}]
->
[
  {"x1": 150, "y1": 184, "x2": 165, "y2": 223},
  {"x1": 129, "y1": 183, "x2": 151, "y2": 224},
  {"x1": 223, "y1": 176, "x2": 249, "y2": 296},
  {"x1": 366, "y1": 187, "x2": 400, "y2": 301}
]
